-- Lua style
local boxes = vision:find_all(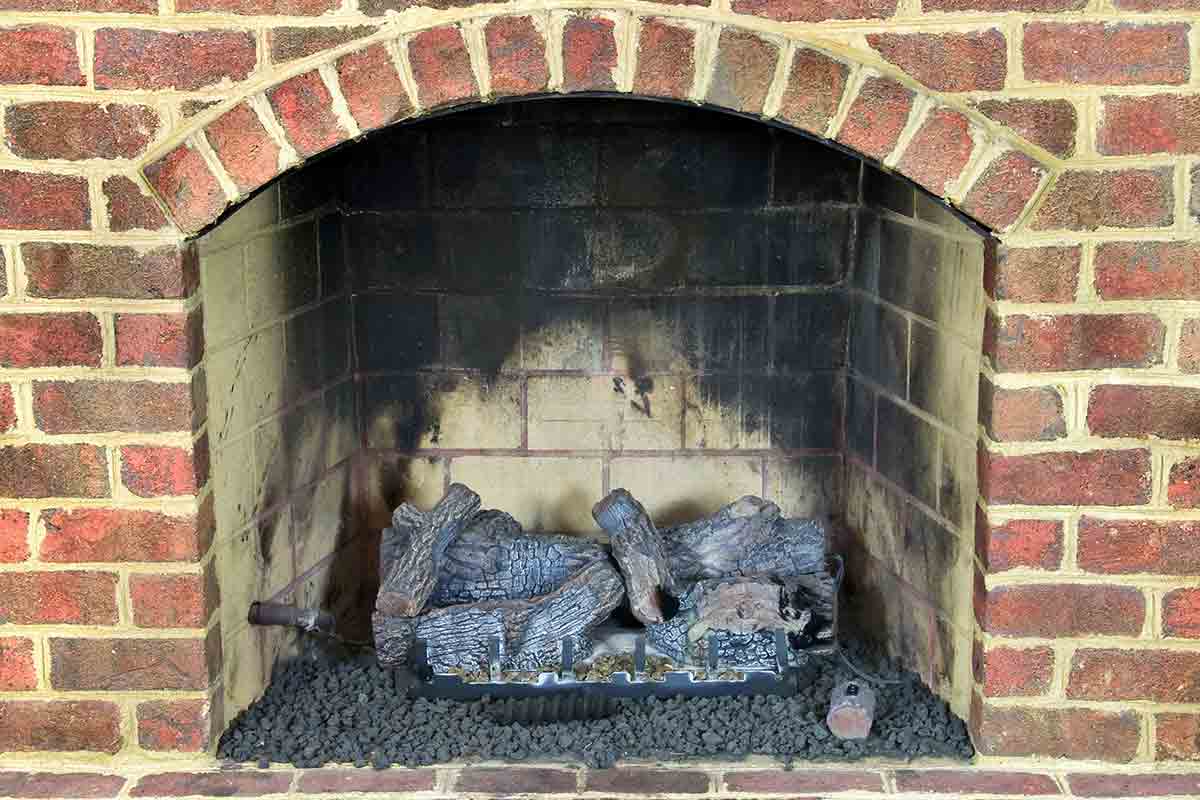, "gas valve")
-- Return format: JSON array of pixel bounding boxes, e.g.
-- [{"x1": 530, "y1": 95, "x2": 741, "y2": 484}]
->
[{"x1": 826, "y1": 679, "x2": 875, "y2": 740}]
